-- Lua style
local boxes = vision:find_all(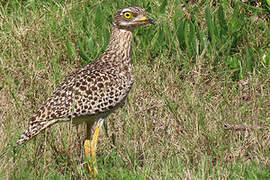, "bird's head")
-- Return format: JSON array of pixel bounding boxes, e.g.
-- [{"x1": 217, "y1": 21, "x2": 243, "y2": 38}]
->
[{"x1": 113, "y1": 6, "x2": 156, "y2": 31}]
